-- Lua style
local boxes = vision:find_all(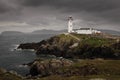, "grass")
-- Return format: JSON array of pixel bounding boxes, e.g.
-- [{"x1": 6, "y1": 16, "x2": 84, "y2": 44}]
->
[
  {"x1": 0, "y1": 72, "x2": 23, "y2": 80},
  {"x1": 58, "y1": 34, "x2": 78, "y2": 42},
  {"x1": 73, "y1": 59, "x2": 120, "y2": 75},
  {"x1": 58, "y1": 33, "x2": 116, "y2": 47}
]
